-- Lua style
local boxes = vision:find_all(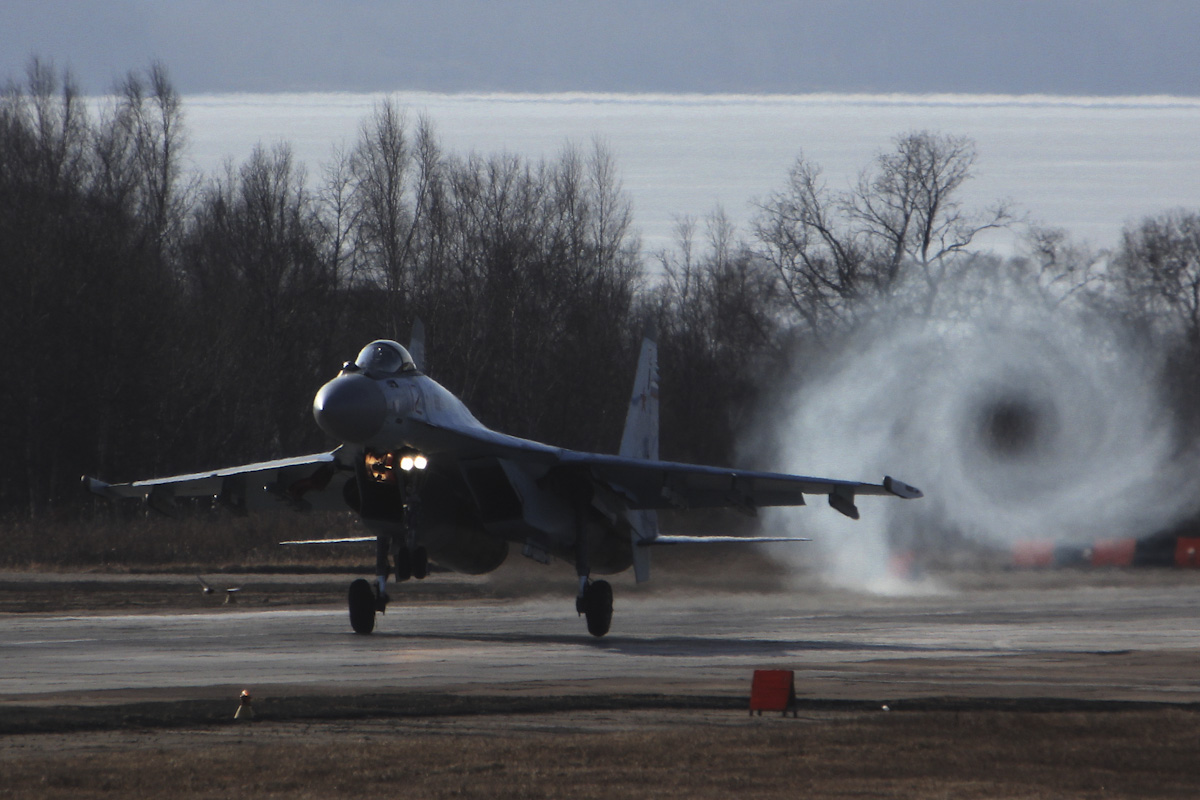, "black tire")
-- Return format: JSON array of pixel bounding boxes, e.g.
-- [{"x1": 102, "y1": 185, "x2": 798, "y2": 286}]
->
[
  {"x1": 348, "y1": 578, "x2": 376, "y2": 634},
  {"x1": 583, "y1": 579, "x2": 613, "y2": 637},
  {"x1": 412, "y1": 547, "x2": 428, "y2": 580},
  {"x1": 394, "y1": 548, "x2": 412, "y2": 582}
]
